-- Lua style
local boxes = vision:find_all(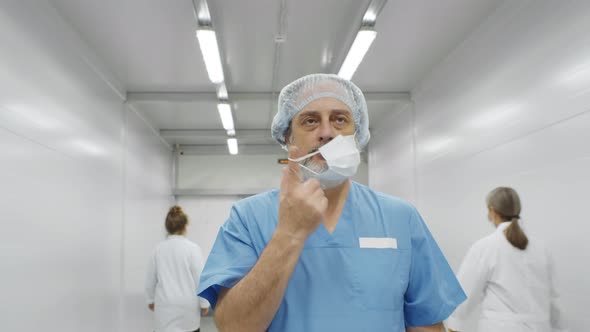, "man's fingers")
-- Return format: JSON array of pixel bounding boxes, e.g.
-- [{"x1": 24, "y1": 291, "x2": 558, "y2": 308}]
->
[
  {"x1": 309, "y1": 184, "x2": 327, "y2": 203},
  {"x1": 302, "y1": 178, "x2": 321, "y2": 191},
  {"x1": 286, "y1": 145, "x2": 303, "y2": 185},
  {"x1": 280, "y1": 167, "x2": 290, "y2": 194}
]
